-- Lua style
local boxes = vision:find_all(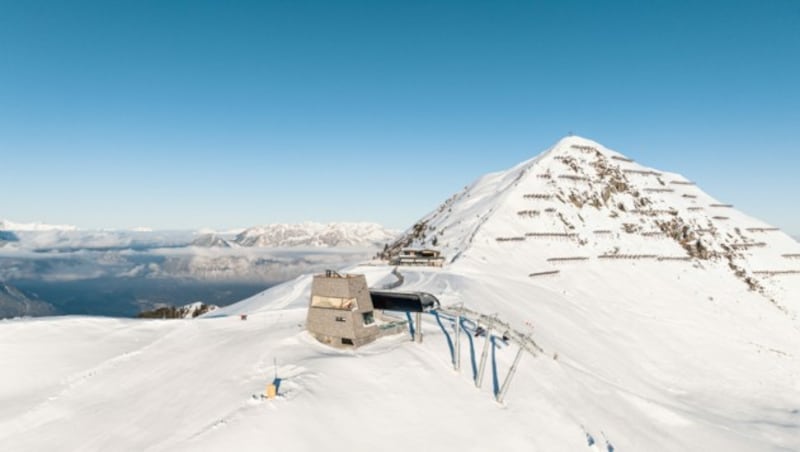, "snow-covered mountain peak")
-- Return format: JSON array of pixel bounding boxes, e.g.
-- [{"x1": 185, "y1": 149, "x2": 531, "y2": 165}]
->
[
  {"x1": 190, "y1": 233, "x2": 232, "y2": 248},
  {"x1": 384, "y1": 136, "x2": 632, "y2": 256},
  {"x1": 384, "y1": 136, "x2": 800, "y2": 311}
]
